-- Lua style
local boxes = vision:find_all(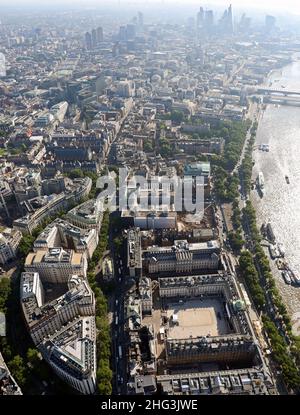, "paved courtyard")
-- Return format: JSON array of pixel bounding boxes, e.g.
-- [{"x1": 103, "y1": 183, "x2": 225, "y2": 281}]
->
[{"x1": 166, "y1": 298, "x2": 230, "y2": 339}]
